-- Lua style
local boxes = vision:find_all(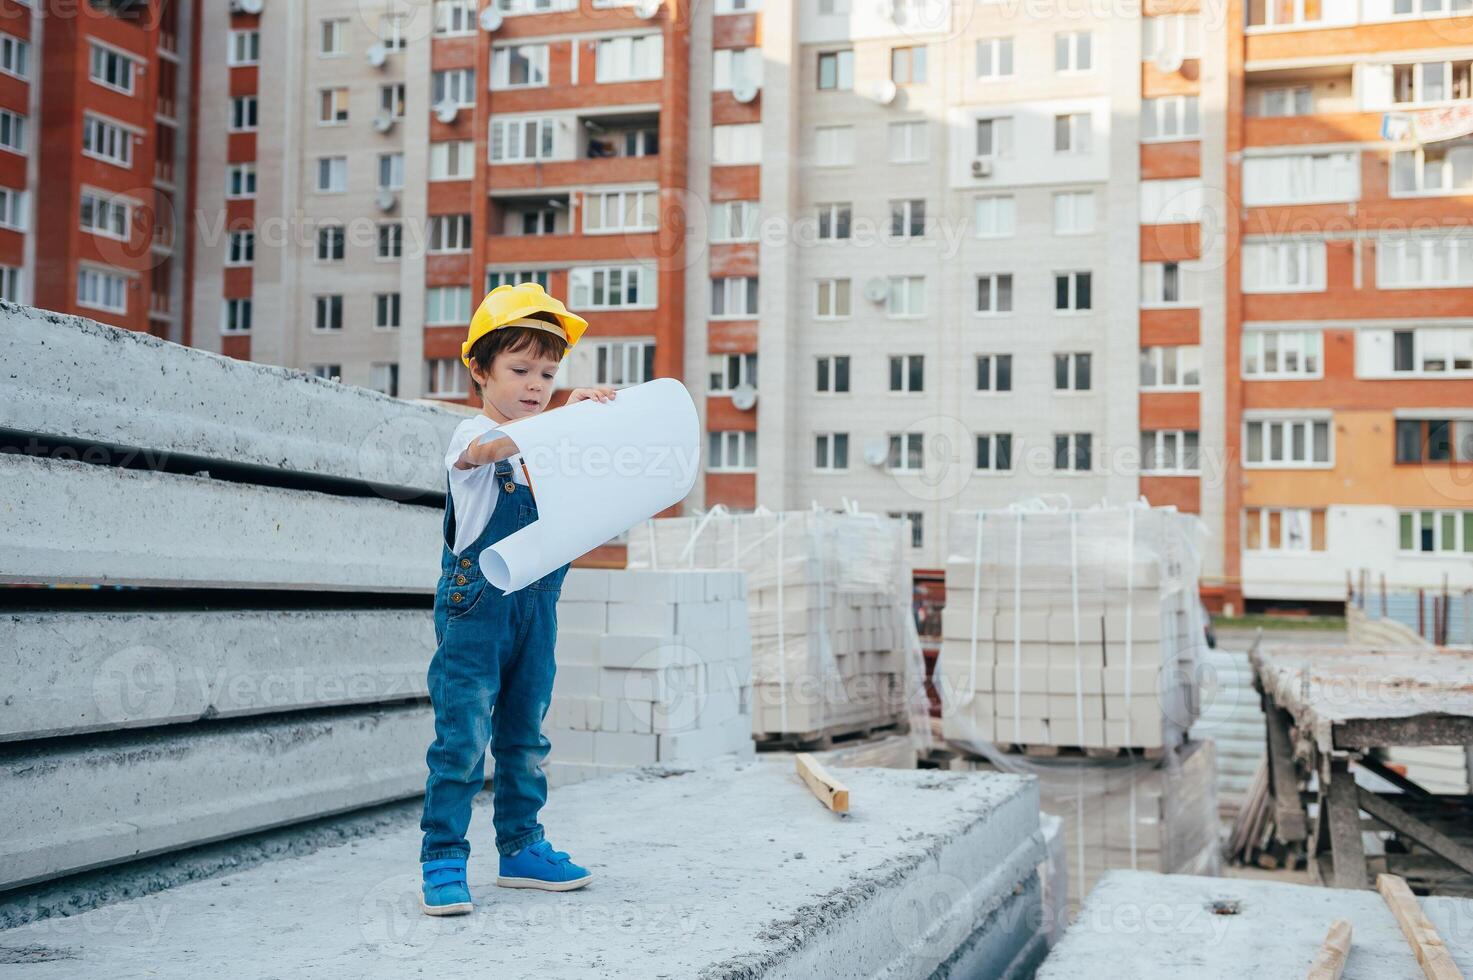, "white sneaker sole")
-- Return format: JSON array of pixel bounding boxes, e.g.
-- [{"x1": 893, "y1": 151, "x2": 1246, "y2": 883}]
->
[
  {"x1": 420, "y1": 897, "x2": 473, "y2": 916},
  {"x1": 495, "y1": 874, "x2": 593, "y2": 892}
]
